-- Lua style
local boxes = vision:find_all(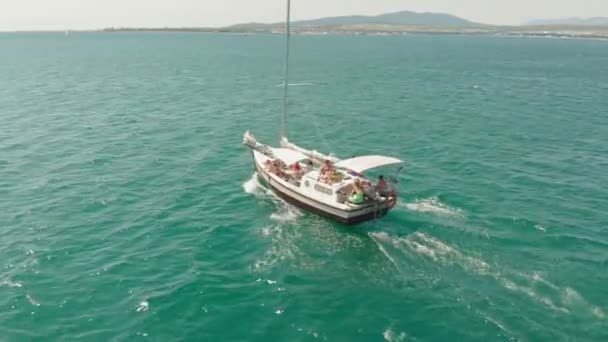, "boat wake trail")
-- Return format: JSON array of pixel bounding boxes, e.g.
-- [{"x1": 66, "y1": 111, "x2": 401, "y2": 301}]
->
[
  {"x1": 243, "y1": 173, "x2": 303, "y2": 222},
  {"x1": 270, "y1": 204, "x2": 302, "y2": 223},
  {"x1": 243, "y1": 173, "x2": 304, "y2": 270},
  {"x1": 370, "y1": 231, "x2": 489, "y2": 274},
  {"x1": 369, "y1": 232, "x2": 404, "y2": 271},
  {"x1": 255, "y1": 223, "x2": 303, "y2": 271},
  {"x1": 402, "y1": 197, "x2": 463, "y2": 217},
  {"x1": 370, "y1": 231, "x2": 606, "y2": 319}
]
